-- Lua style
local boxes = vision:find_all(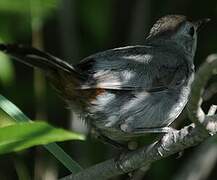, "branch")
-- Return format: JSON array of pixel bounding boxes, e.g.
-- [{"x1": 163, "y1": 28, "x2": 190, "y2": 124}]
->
[
  {"x1": 172, "y1": 105, "x2": 217, "y2": 180},
  {"x1": 61, "y1": 117, "x2": 217, "y2": 180},
  {"x1": 188, "y1": 54, "x2": 217, "y2": 125},
  {"x1": 60, "y1": 54, "x2": 217, "y2": 180}
]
